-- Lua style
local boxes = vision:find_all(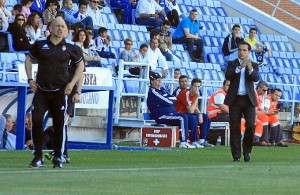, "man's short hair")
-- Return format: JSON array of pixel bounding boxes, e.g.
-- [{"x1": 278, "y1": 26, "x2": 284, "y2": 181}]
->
[
  {"x1": 232, "y1": 24, "x2": 240, "y2": 31},
  {"x1": 62, "y1": 0, "x2": 71, "y2": 6},
  {"x1": 163, "y1": 20, "x2": 172, "y2": 26},
  {"x1": 272, "y1": 88, "x2": 282, "y2": 94},
  {"x1": 238, "y1": 41, "x2": 252, "y2": 51},
  {"x1": 179, "y1": 75, "x2": 188, "y2": 81},
  {"x1": 79, "y1": 0, "x2": 89, "y2": 7},
  {"x1": 98, "y1": 27, "x2": 108, "y2": 34},
  {"x1": 140, "y1": 44, "x2": 148, "y2": 49},
  {"x1": 190, "y1": 9, "x2": 198, "y2": 14},
  {"x1": 174, "y1": 68, "x2": 180, "y2": 72},
  {"x1": 223, "y1": 80, "x2": 229, "y2": 86},
  {"x1": 13, "y1": 4, "x2": 22, "y2": 12},
  {"x1": 191, "y1": 78, "x2": 202, "y2": 86},
  {"x1": 257, "y1": 80, "x2": 269, "y2": 89},
  {"x1": 249, "y1": 27, "x2": 257, "y2": 33},
  {"x1": 150, "y1": 29, "x2": 160, "y2": 39}
]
